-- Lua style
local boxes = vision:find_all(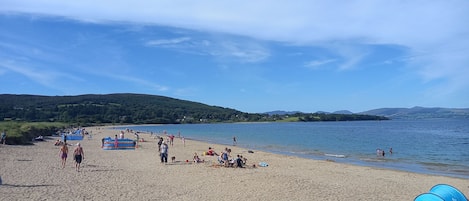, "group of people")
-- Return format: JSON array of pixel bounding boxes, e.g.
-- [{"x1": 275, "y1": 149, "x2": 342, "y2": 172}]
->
[
  {"x1": 59, "y1": 142, "x2": 85, "y2": 171},
  {"x1": 376, "y1": 147, "x2": 393, "y2": 157},
  {"x1": 217, "y1": 147, "x2": 247, "y2": 168}
]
